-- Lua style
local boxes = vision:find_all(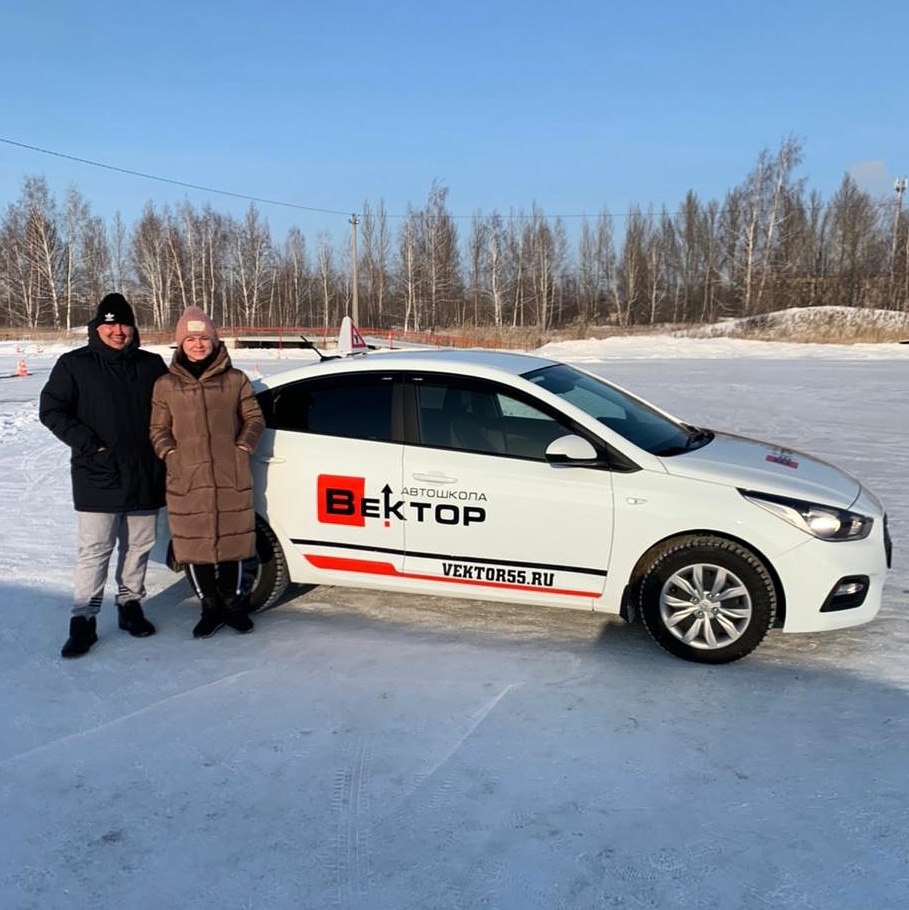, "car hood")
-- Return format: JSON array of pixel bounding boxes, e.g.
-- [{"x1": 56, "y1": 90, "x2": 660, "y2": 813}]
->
[{"x1": 660, "y1": 431, "x2": 862, "y2": 508}]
